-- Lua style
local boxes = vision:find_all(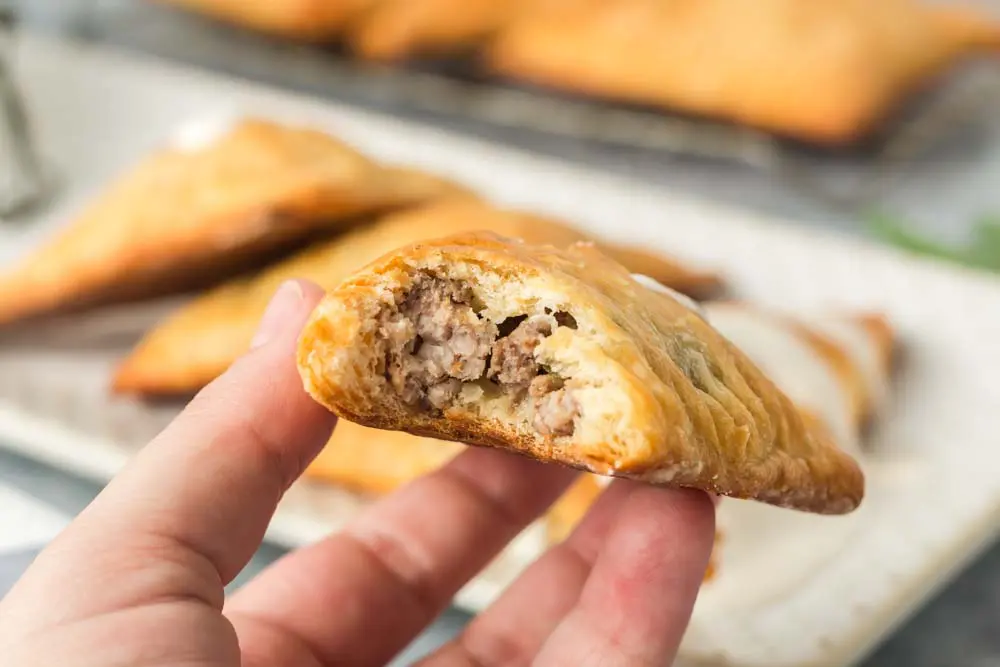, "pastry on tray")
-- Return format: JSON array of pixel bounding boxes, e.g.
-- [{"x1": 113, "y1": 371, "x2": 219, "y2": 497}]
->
[
  {"x1": 154, "y1": 0, "x2": 374, "y2": 41},
  {"x1": 0, "y1": 118, "x2": 464, "y2": 327},
  {"x1": 546, "y1": 303, "x2": 897, "y2": 543},
  {"x1": 487, "y1": 0, "x2": 1000, "y2": 144},
  {"x1": 113, "y1": 198, "x2": 722, "y2": 395},
  {"x1": 296, "y1": 232, "x2": 863, "y2": 513}
]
